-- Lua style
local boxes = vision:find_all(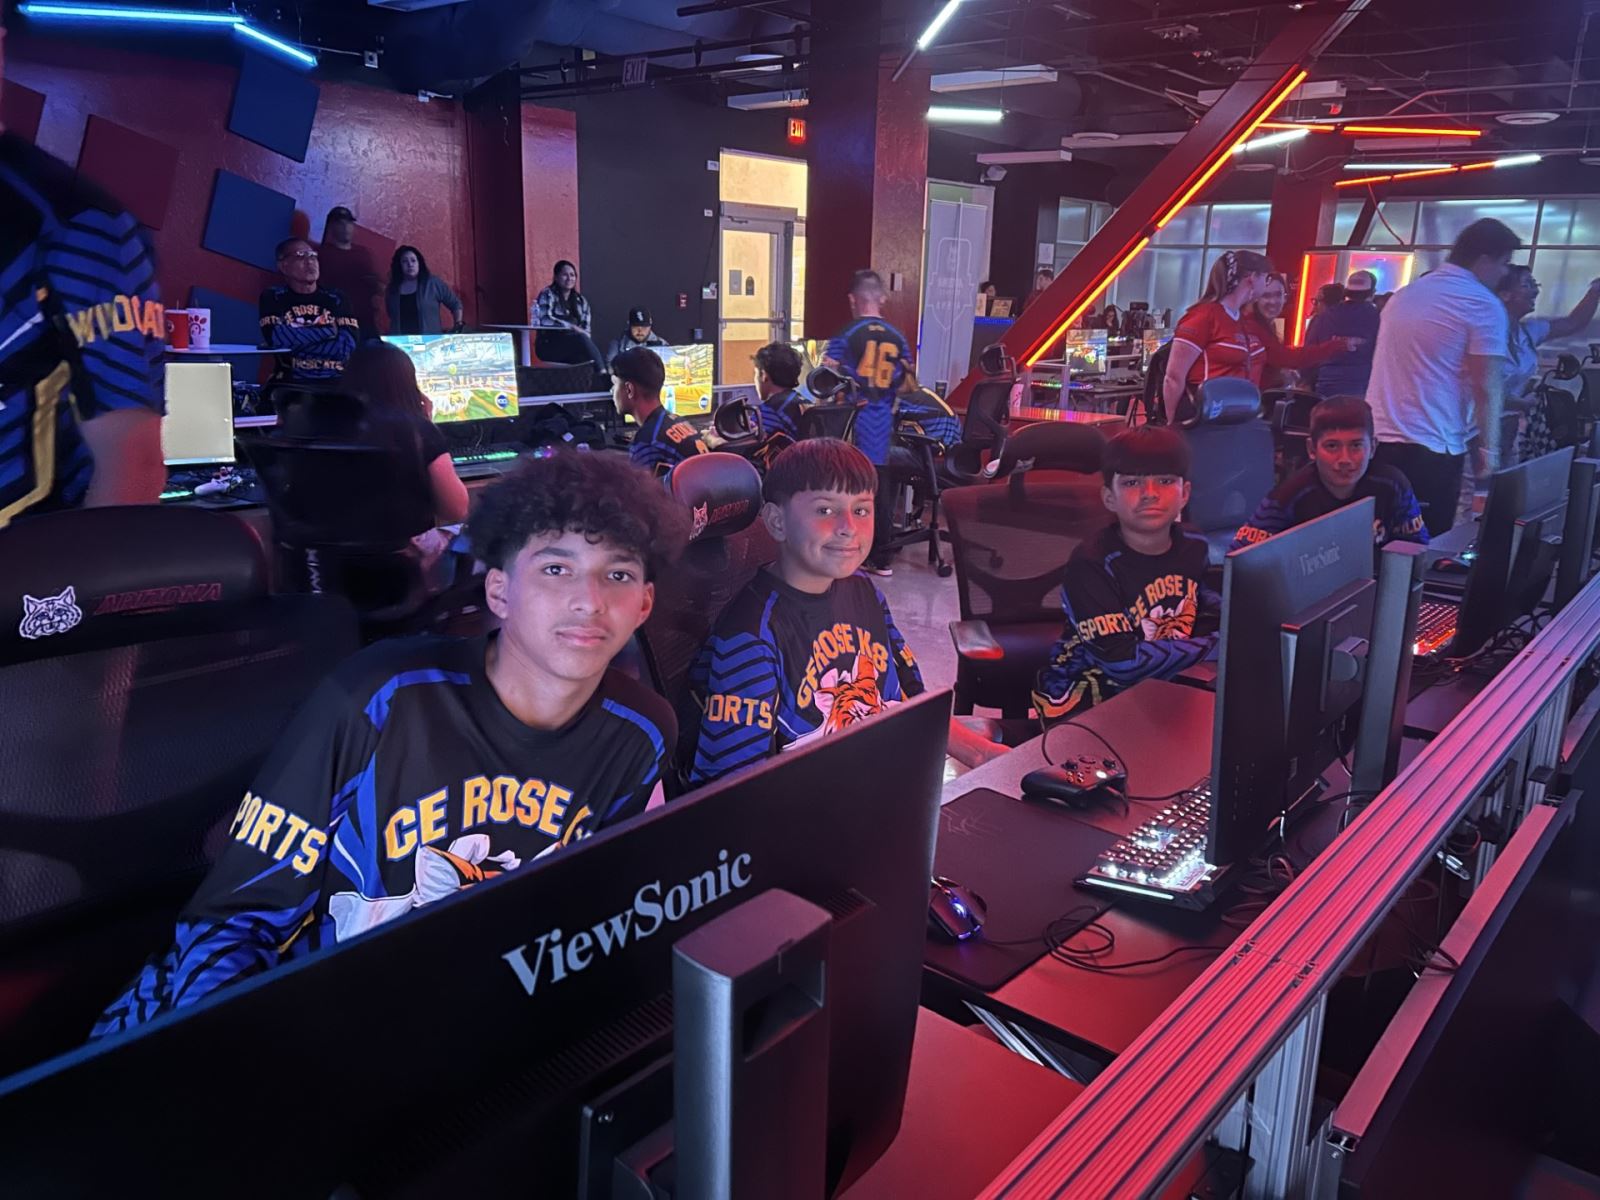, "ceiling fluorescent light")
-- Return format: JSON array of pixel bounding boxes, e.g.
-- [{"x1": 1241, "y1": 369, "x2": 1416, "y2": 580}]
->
[
  {"x1": 1232, "y1": 127, "x2": 1309, "y2": 153},
  {"x1": 1199, "y1": 79, "x2": 1345, "y2": 107},
  {"x1": 1343, "y1": 162, "x2": 1450, "y2": 170},
  {"x1": 234, "y1": 22, "x2": 318, "y2": 67},
  {"x1": 932, "y1": 65, "x2": 1057, "y2": 92},
  {"x1": 18, "y1": 3, "x2": 239, "y2": 23},
  {"x1": 976, "y1": 149, "x2": 1073, "y2": 164},
  {"x1": 727, "y1": 90, "x2": 808, "y2": 111},
  {"x1": 928, "y1": 106, "x2": 1003, "y2": 124},
  {"x1": 1061, "y1": 130, "x2": 1185, "y2": 150},
  {"x1": 916, "y1": 0, "x2": 967, "y2": 51},
  {"x1": 1493, "y1": 153, "x2": 1543, "y2": 168}
]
